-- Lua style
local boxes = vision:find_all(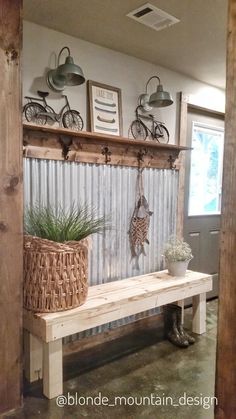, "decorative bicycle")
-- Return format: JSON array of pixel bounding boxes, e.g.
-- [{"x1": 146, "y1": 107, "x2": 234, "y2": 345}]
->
[
  {"x1": 130, "y1": 105, "x2": 169, "y2": 143},
  {"x1": 23, "y1": 91, "x2": 84, "y2": 131}
]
